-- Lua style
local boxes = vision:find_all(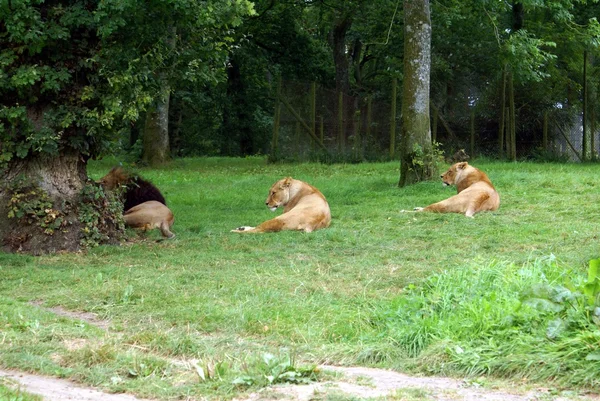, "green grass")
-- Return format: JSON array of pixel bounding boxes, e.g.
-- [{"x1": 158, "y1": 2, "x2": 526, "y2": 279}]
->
[
  {"x1": 0, "y1": 157, "x2": 599, "y2": 399},
  {"x1": 0, "y1": 383, "x2": 42, "y2": 401}
]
